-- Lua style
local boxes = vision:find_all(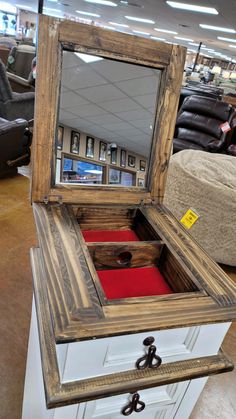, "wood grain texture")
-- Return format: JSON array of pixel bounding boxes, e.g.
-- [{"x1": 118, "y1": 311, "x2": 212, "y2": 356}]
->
[
  {"x1": 143, "y1": 205, "x2": 236, "y2": 307},
  {"x1": 149, "y1": 45, "x2": 186, "y2": 203},
  {"x1": 31, "y1": 15, "x2": 186, "y2": 205},
  {"x1": 32, "y1": 203, "x2": 236, "y2": 343},
  {"x1": 88, "y1": 241, "x2": 163, "y2": 270},
  {"x1": 58, "y1": 19, "x2": 172, "y2": 68},
  {"x1": 31, "y1": 247, "x2": 233, "y2": 409}
]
